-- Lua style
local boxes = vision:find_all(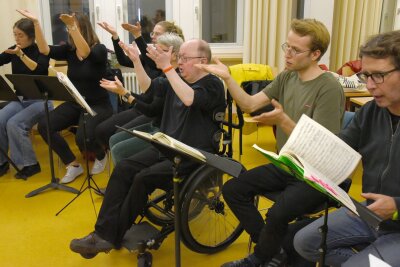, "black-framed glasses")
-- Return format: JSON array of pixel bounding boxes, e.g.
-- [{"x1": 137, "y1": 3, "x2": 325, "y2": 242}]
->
[
  {"x1": 281, "y1": 42, "x2": 311, "y2": 57},
  {"x1": 356, "y1": 68, "x2": 399, "y2": 84},
  {"x1": 177, "y1": 55, "x2": 204, "y2": 63}
]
